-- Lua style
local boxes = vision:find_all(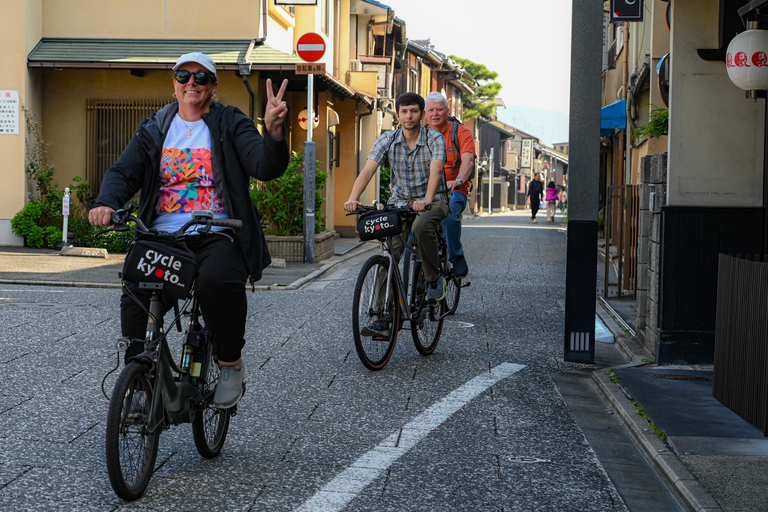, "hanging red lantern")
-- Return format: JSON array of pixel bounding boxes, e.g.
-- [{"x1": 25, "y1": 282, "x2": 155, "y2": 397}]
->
[{"x1": 726, "y1": 28, "x2": 768, "y2": 91}]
